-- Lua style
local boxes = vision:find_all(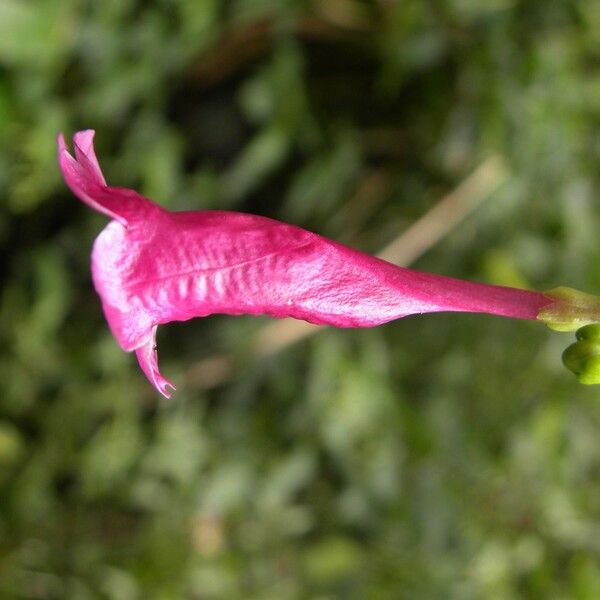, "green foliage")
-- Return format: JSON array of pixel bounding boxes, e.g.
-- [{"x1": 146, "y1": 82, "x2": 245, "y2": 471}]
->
[{"x1": 1, "y1": 0, "x2": 599, "y2": 597}]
